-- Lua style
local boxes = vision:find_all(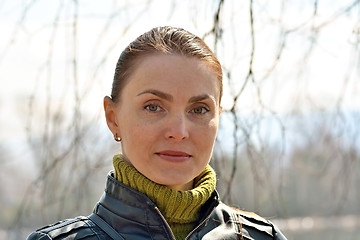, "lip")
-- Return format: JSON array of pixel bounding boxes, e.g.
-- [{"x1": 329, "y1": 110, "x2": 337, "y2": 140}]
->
[{"x1": 156, "y1": 150, "x2": 192, "y2": 162}]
